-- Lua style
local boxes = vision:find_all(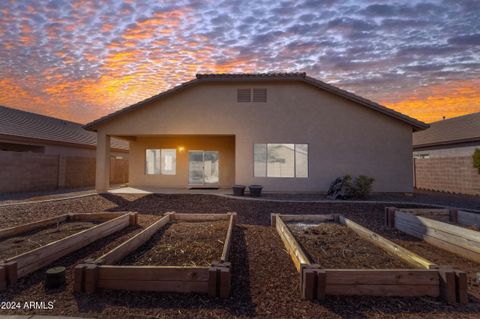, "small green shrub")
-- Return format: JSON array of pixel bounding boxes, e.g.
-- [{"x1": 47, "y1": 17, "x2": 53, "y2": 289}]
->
[
  {"x1": 351, "y1": 175, "x2": 375, "y2": 198},
  {"x1": 474, "y1": 149, "x2": 480, "y2": 174}
]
